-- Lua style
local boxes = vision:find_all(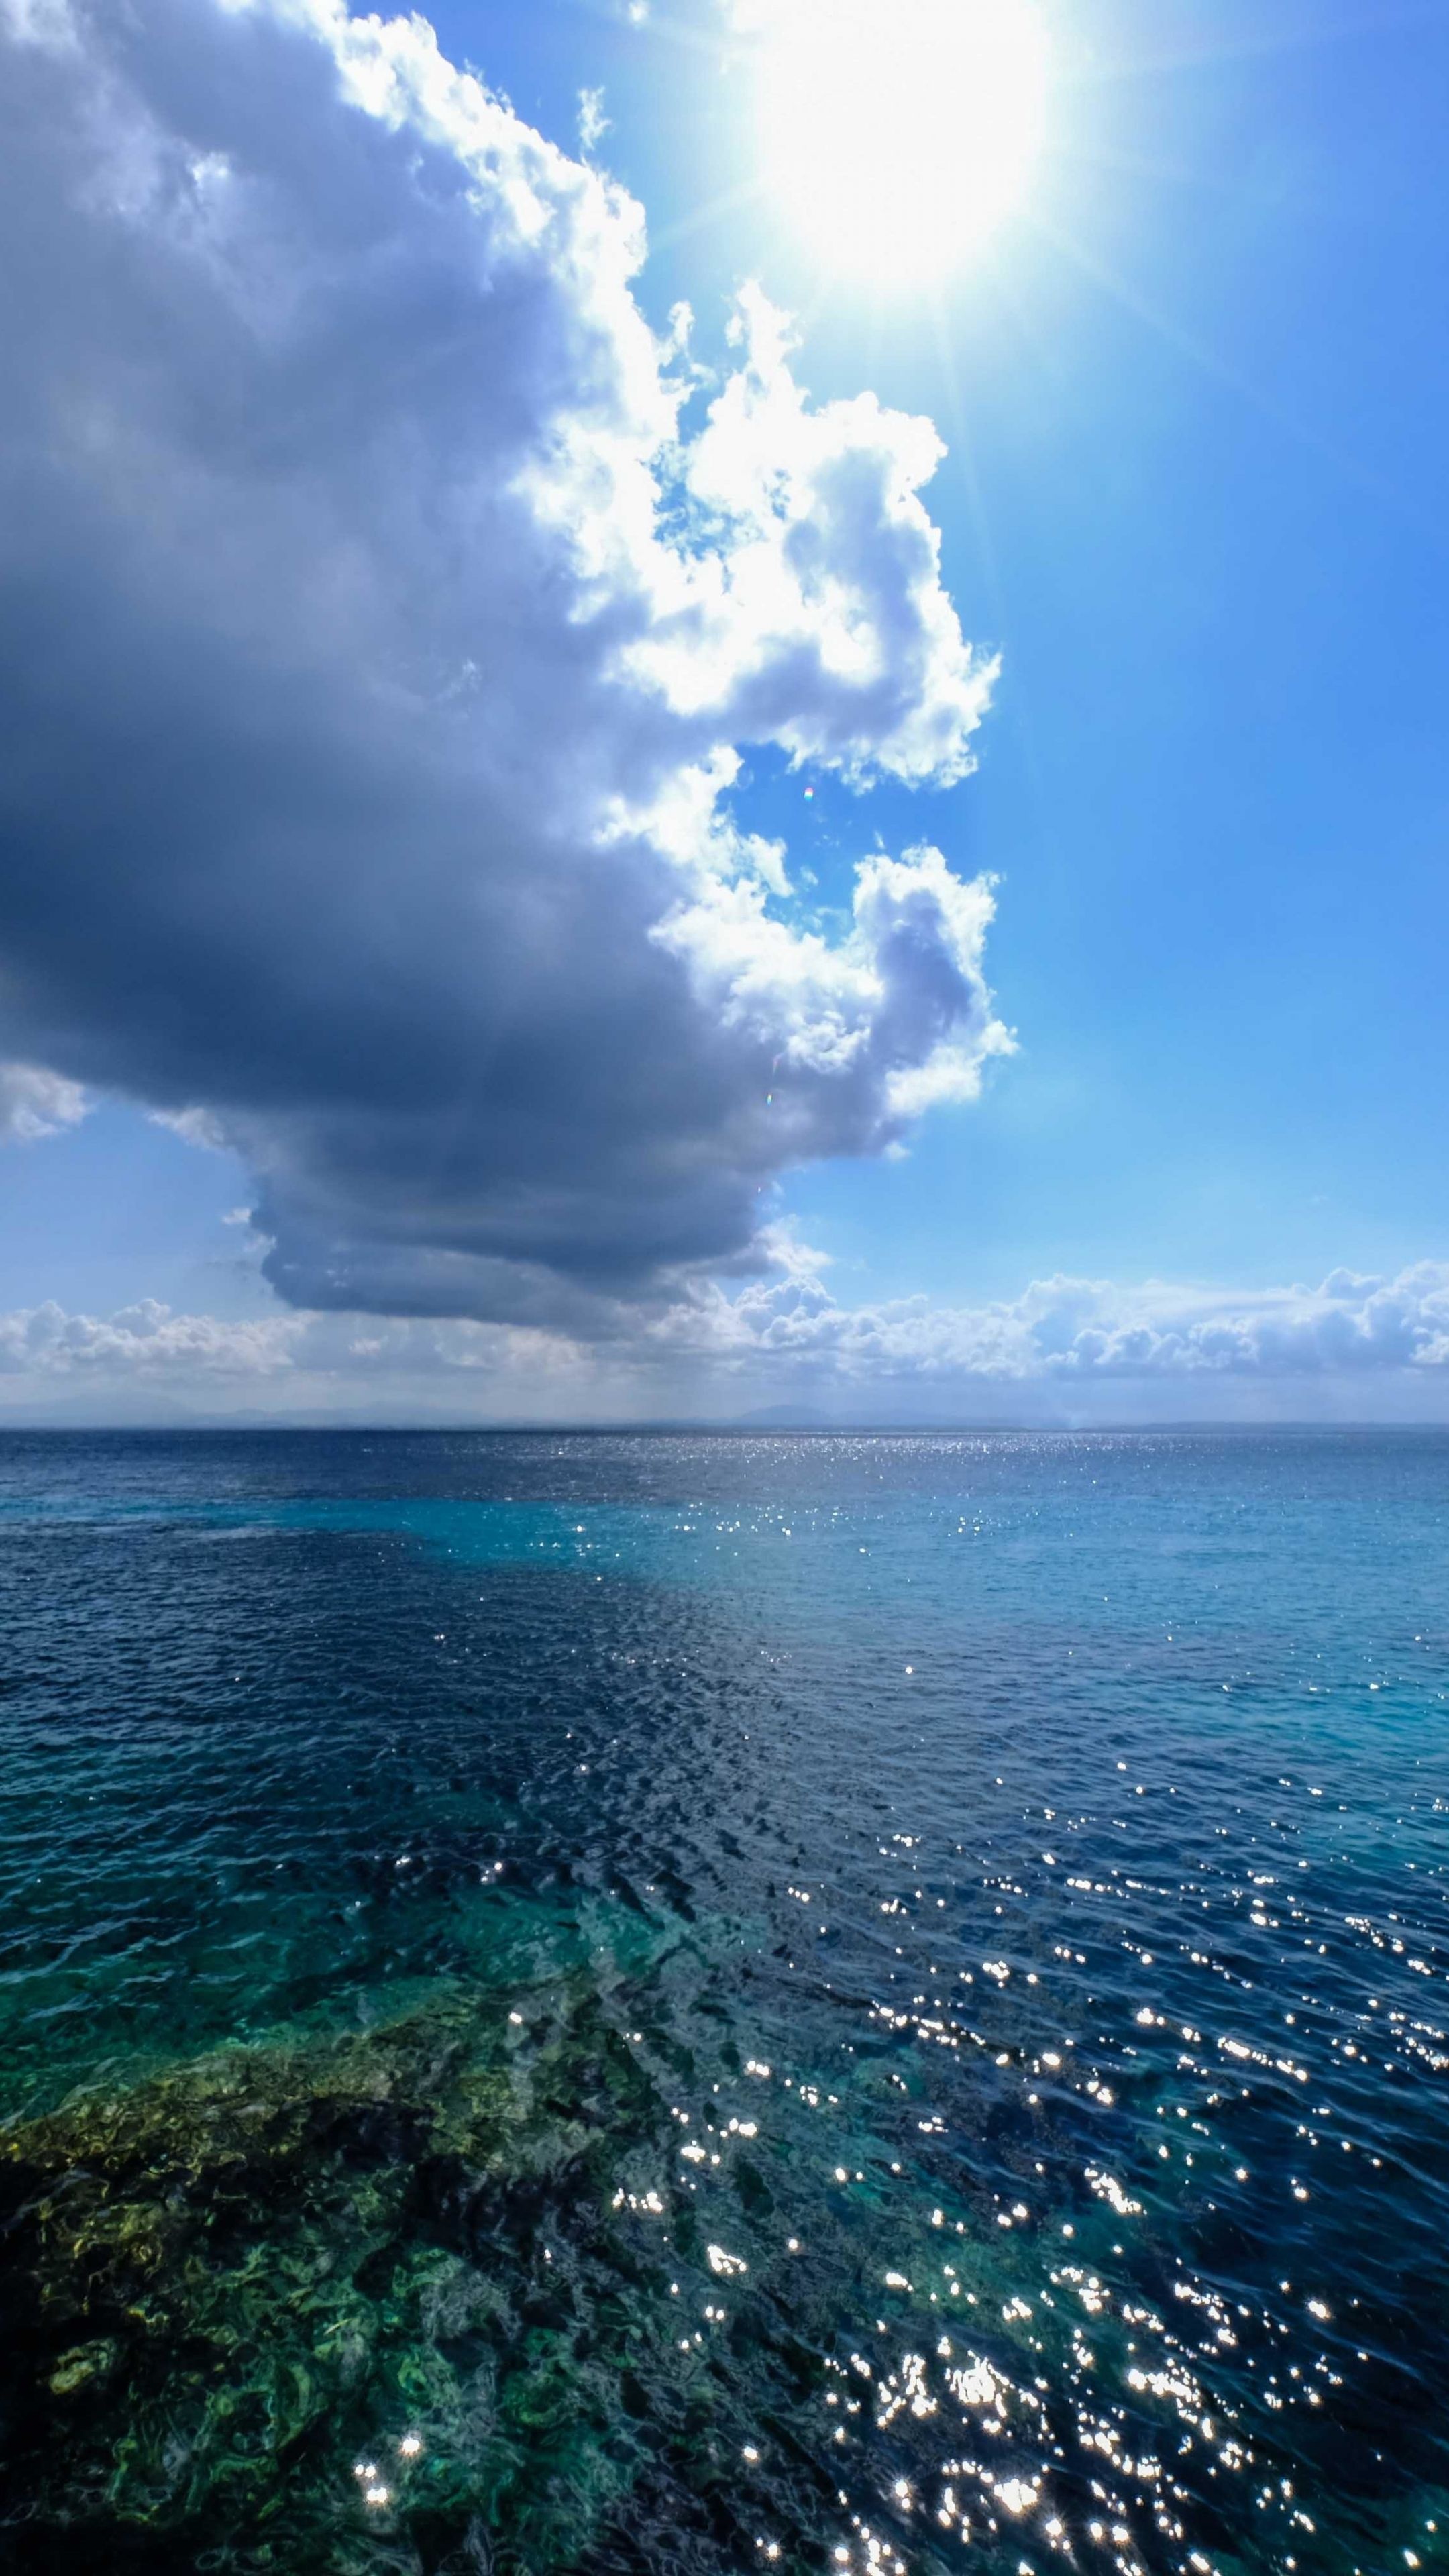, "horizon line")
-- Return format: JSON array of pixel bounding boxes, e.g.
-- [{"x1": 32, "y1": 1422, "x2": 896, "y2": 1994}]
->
[{"x1": 6, "y1": 1416, "x2": 1449, "y2": 1438}]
